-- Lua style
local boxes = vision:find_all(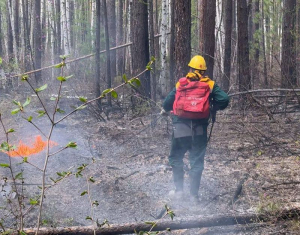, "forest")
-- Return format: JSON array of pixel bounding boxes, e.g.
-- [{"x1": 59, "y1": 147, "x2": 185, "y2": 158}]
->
[{"x1": 0, "y1": 0, "x2": 300, "y2": 234}]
